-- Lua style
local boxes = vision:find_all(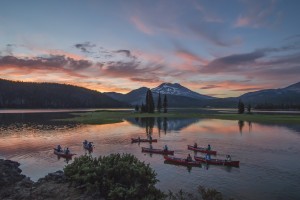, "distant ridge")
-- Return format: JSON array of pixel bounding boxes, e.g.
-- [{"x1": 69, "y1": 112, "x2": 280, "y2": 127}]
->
[
  {"x1": 1, "y1": 78, "x2": 299, "y2": 109},
  {"x1": 0, "y1": 79, "x2": 127, "y2": 108}
]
